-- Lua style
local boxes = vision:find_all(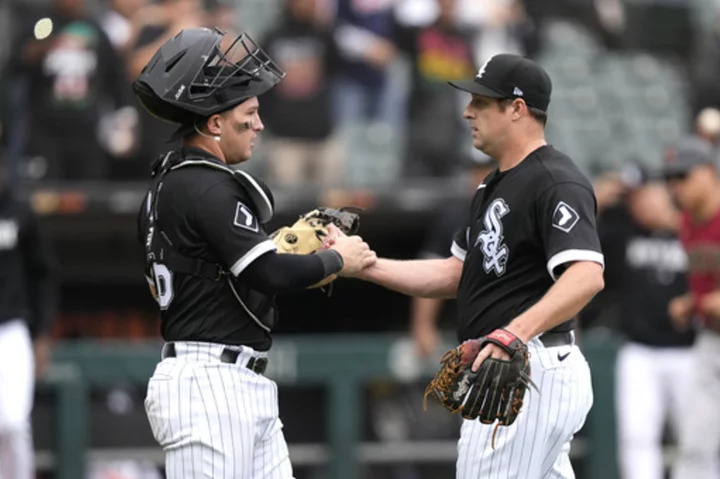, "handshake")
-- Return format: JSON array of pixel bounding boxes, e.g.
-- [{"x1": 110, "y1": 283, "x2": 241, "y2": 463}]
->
[
  {"x1": 269, "y1": 207, "x2": 377, "y2": 282},
  {"x1": 323, "y1": 224, "x2": 377, "y2": 277}
]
